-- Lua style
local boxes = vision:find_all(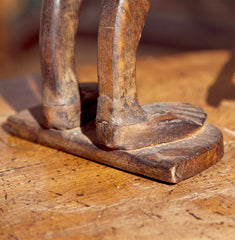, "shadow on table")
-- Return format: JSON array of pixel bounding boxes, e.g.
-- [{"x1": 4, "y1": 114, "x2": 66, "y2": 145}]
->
[
  {"x1": 207, "y1": 48, "x2": 235, "y2": 107},
  {"x1": 0, "y1": 74, "x2": 42, "y2": 112}
]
